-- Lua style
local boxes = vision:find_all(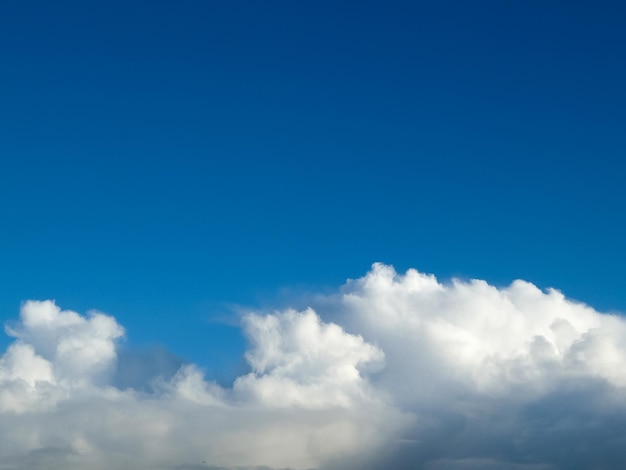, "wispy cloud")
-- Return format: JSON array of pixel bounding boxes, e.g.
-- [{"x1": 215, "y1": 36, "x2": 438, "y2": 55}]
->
[{"x1": 2, "y1": 264, "x2": 626, "y2": 469}]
